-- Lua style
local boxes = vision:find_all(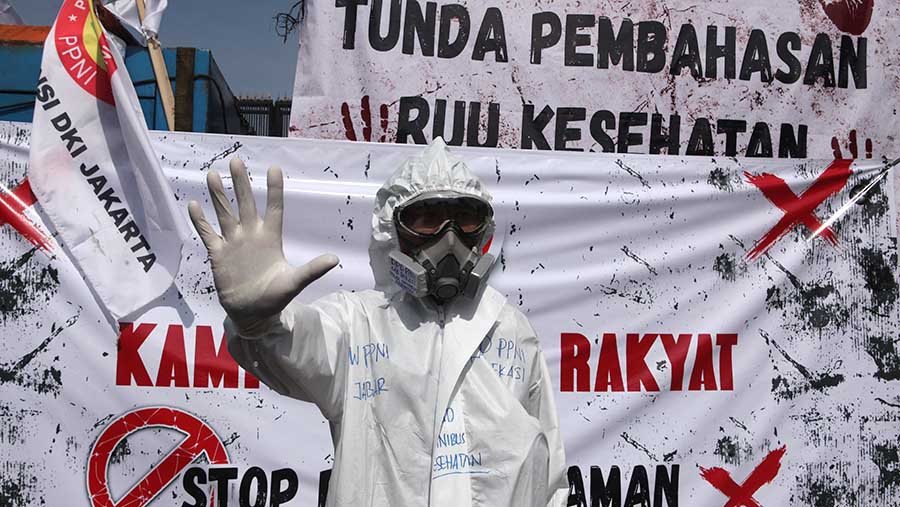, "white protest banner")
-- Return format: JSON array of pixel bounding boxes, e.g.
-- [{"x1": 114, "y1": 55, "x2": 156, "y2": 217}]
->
[
  {"x1": 289, "y1": 0, "x2": 898, "y2": 160},
  {"x1": 28, "y1": 0, "x2": 188, "y2": 319},
  {"x1": 2, "y1": 121, "x2": 899, "y2": 506}
]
